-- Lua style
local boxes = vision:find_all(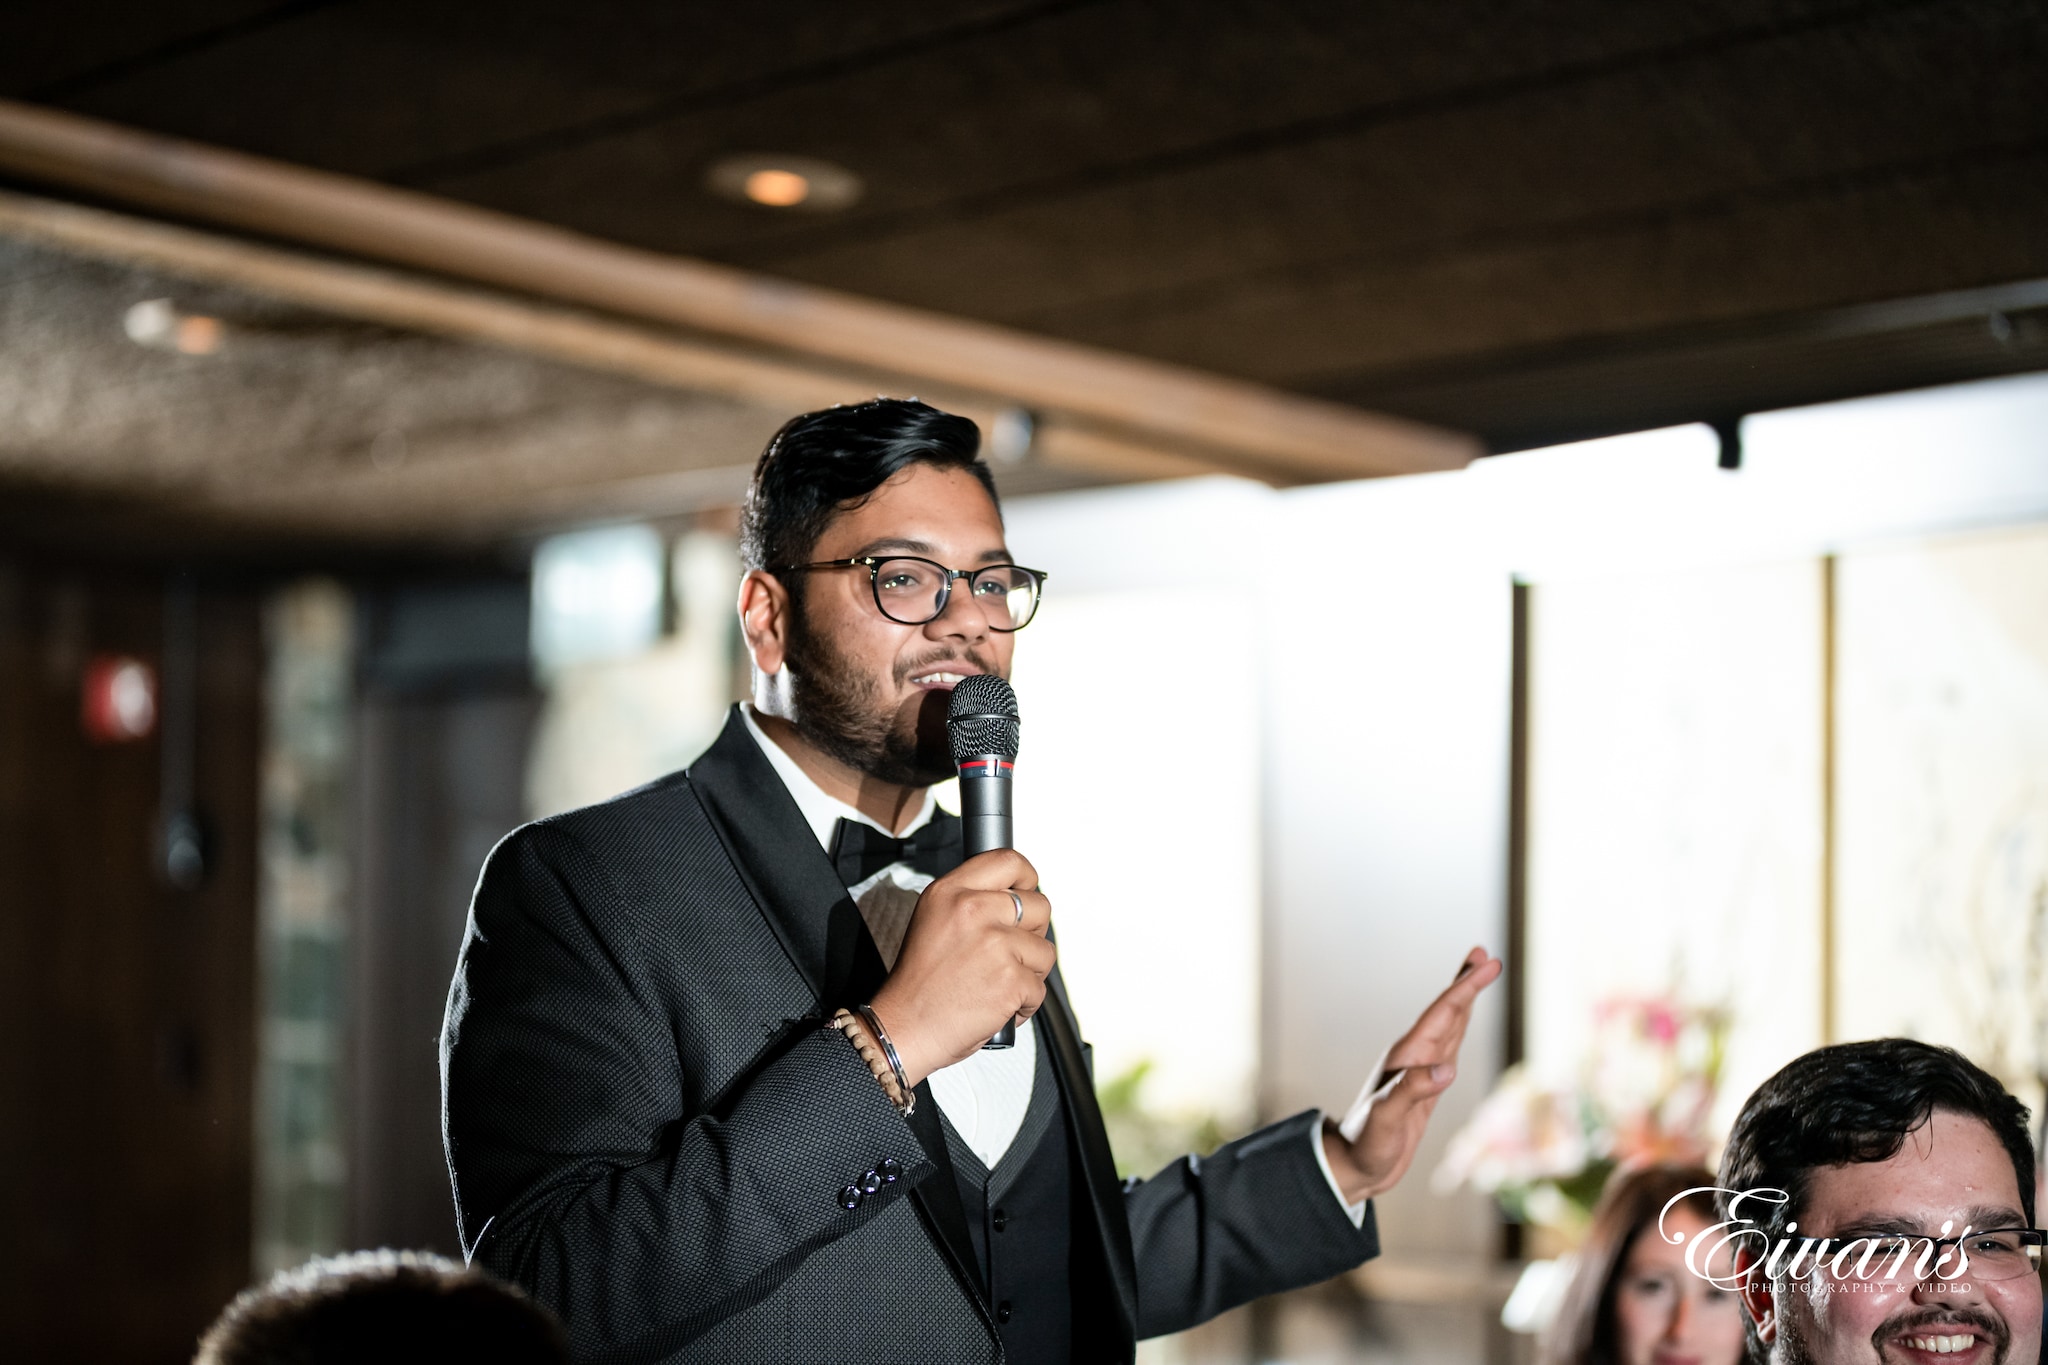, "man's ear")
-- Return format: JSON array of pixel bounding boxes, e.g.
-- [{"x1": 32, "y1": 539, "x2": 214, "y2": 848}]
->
[
  {"x1": 1736, "y1": 1248, "x2": 1779, "y2": 1345},
  {"x1": 739, "y1": 570, "x2": 791, "y2": 677}
]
